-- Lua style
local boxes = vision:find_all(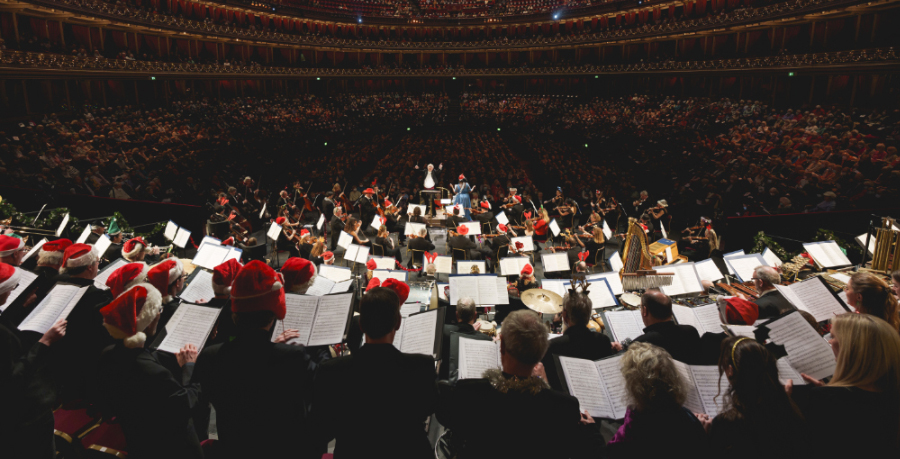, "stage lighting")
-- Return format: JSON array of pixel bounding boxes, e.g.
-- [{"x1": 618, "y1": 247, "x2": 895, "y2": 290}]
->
[{"x1": 789, "y1": 72, "x2": 795, "y2": 77}]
